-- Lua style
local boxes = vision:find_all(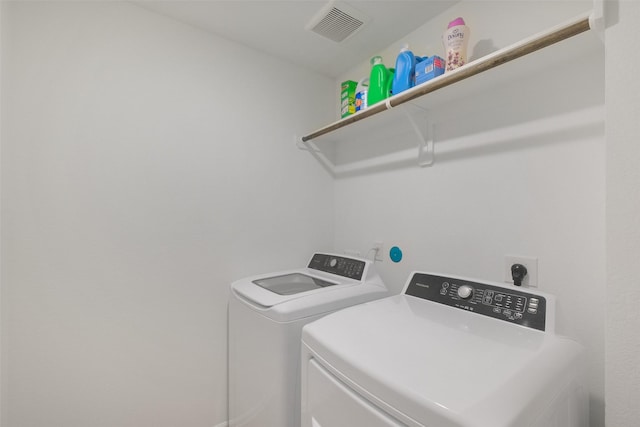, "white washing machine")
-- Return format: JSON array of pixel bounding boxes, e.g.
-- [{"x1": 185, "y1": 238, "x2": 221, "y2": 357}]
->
[
  {"x1": 228, "y1": 253, "x2": 388, "y2": 427},
  {"x1": 301, "y1": 271, "x2": 588, "y2": 427}
]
